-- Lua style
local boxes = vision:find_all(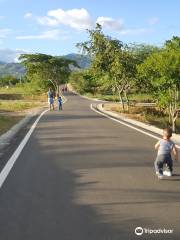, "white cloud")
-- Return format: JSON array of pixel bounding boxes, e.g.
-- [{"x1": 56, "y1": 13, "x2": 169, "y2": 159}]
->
[
  {"x1": 96, "y1": 17, "x2": 123, "y2": 31},
  {"x1": 0, "y1": 48, "x2": 28, "y2": 63},
  {"x1": 0, "y1": 28, "x2": 11, "y2": 38},
  {"x1": 37, "y1": 16, "x2": 59, "y2": 26},
  {"x1": 16, "y1": 29, "x2": 61, "y2": 40},
  {"x1": 23, "y1": 8, "x2": 156, "y2": 39},
  {"x1": 37, "y1": 8, "x2": 93, "y2": 30},
  {"x1": 119, "y1": 28, "x2": 153, "y2": 35},
  {"x1": 148, "y1": 17, "x2": 159, "y2": 25},
  {"x1": 24, "y1": 13, "x2": 33, "y2": 19}
]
